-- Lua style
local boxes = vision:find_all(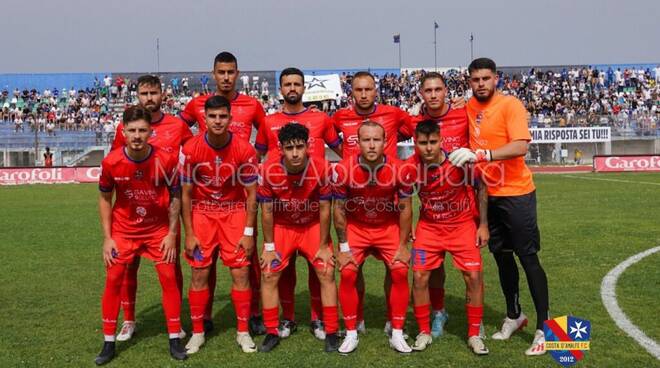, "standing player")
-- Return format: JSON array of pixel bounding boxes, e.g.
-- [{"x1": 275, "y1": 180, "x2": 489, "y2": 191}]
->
[
  {"x1": 180, "y1": 96, "x2": 258, "y2": 354},
  {"x1": 332, "y1": 71, "x2": 411, "y2": 334},
  {"x1": 407, "y1": 120, "x2": 489, "y2": 354},
  {"x1": 180, "y1": 51, "x2": 267, "y2": 335},
  {"x1": 255, "y1": 67, "x2": 342, "y2": 340},
  {"x1": 403, "y1": 71, "x2": 475, "y2": 338},
  {"x1": 257, "y1": 123, "x2": 340, "y2": 353},
  {"x1": 333, "y1": 121, "x2": 414, "y2": 354},
  {"x1": 111, "y1": 75, "x2": 193, "y2": 342},
  {"x1": 449, "y1": 58, "x2": 549, "y2": 356},
  {"x1": 95, "y1": 106, "x2": 186, "y2": 365}
]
